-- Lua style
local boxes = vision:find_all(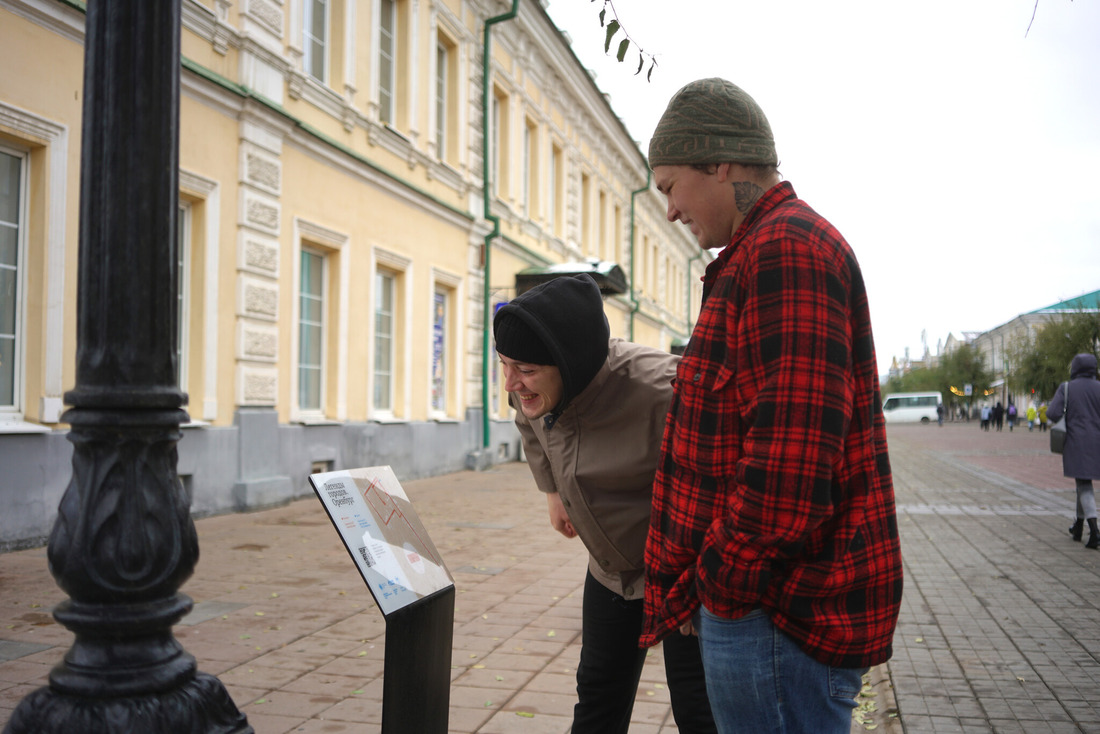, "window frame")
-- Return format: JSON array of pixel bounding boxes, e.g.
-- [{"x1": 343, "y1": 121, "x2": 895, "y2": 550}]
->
[
  {"x1": 297, "y1": 247, "x2": 328, "y2": 418},
  {"x1": 0, "y1": 145, "x2": 27, "y2": 416},
  {"x1": 373, "y1": 268, "x2": 395, "y2": 414},
  {"x1": 434, "y1": 38, "x2": 449, "y2": 161},
  {"x1": 176, "y1": 200, "x2": 192, "y2": 392},
  {"x1": 378, "y1": 0, "x2": 397, "y2": 125},
  {"x1": 429, "y1": 286, "x2": 448, "y2": 416},
  {"x1": 303, "y1": 0, "x2": 330, "y2": 84}
]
